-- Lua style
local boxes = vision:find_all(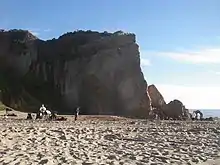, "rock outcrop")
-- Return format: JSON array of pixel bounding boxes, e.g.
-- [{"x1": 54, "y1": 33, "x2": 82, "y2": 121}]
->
[
  {"x1": 0, "y1": 29, "x2": 151, "y2": 117},
  {"x1": 147, "y1": 84, "x2": 166, "y2": 109},
  {"x1": 147, "y1": 85, "x2": 190, "y2": 120},
  {"x1": 163, "y1": 99, "x2": 190, "y2": 120}
]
